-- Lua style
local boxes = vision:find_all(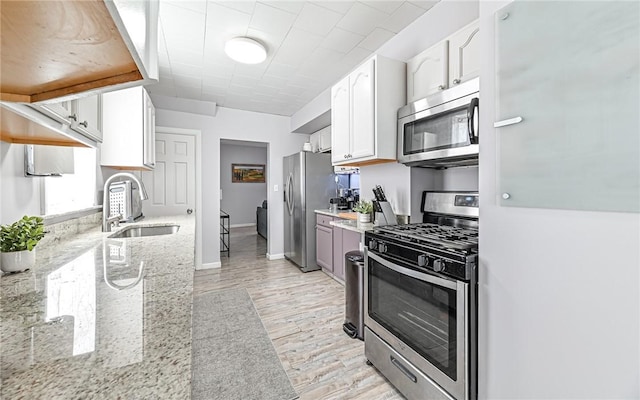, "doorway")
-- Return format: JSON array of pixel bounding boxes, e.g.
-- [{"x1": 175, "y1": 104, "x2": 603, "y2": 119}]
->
[
  {"x1": 219, "y1": 139, "x2": 268, "y2": 258},
  {"x1": 141, "y1": 127, "x2": 202, "y2": 269}
]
